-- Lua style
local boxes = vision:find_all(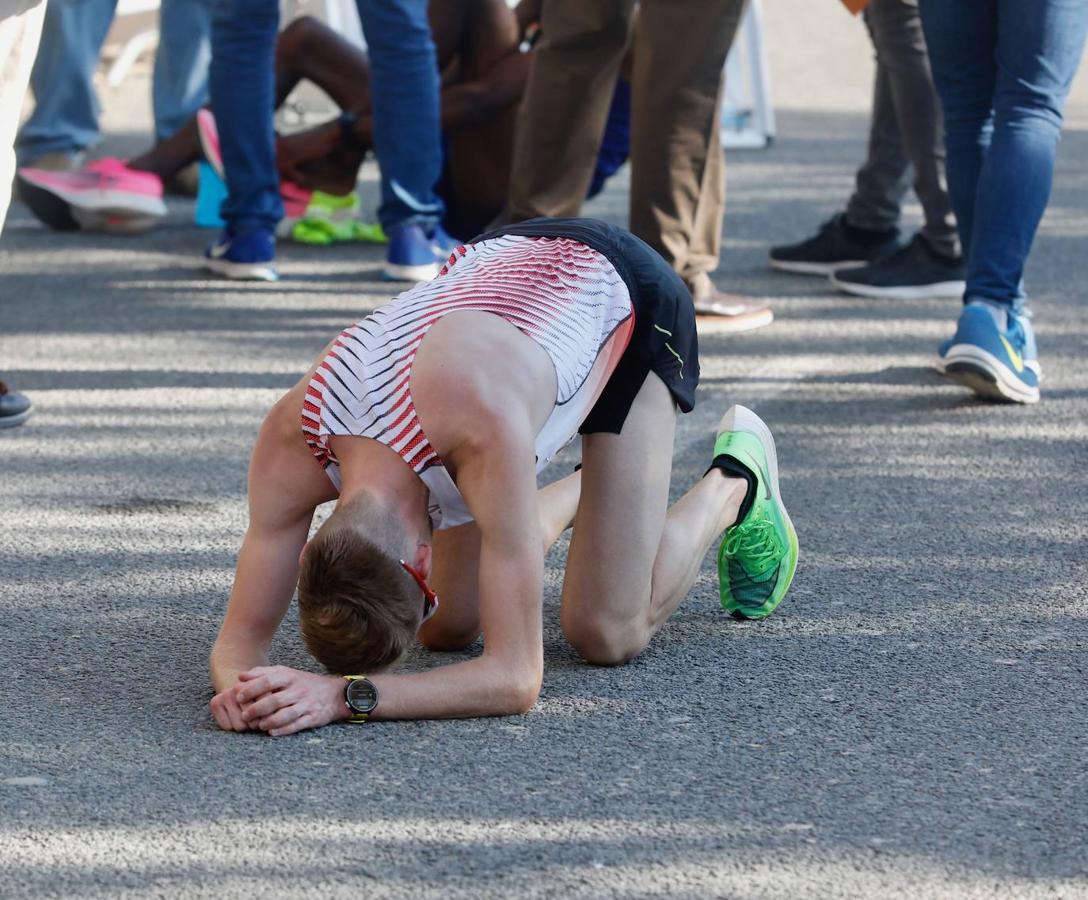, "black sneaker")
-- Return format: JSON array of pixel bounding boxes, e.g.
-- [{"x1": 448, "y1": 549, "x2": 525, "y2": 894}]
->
[
  {"x1": 829, "y1": 234, "x2": 965, "y2": 300},
  {"x1": 769, "y1": 213, "x2": 899, "y2": 276},
  {"x1": 0, "y1": 381, "x2": 32, "y2": 429}
]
